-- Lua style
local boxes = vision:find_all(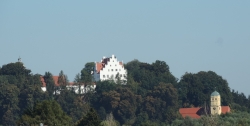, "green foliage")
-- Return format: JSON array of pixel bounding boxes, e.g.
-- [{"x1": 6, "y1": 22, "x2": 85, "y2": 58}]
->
[
  {"x1": 18, "y1": 100, "x2": 72, "y2": 125},
  {"x1": 125, "y1": 60, "x2": 177, "y2": 96},
  {"x1": 44, "y1": 72, "x2": 56, "y2": 97},
  {"x1": 81, "y1": 62, "x2": 95, "y2": 84},
  {"x1": 58, "y1": 70, "x2": 68, "y2": 90},
  {"x1": 0, "y1": 62, "x2": 31, "y2": 76},
  {"x1": 1, "y1": 59, "x2": 250, "y2": 125},
  {"x1": 101, "y1": 113, "x2": 120, "y2": 126},
  {"x1": 74, "y1": 73, "x2": 83, "y2": 94},
  {"x1": 0, "y1": 83, "x2": 20, "y2": 124},
  {"x1": 76, "y1": 108, "x2": 102, "y2": 126},
  {"x1": 2, "y1": 109, "x2": 16, "y2": 125},
  {"x1": 178, "y1": 71, "x2": 232, "y2": 107}
]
